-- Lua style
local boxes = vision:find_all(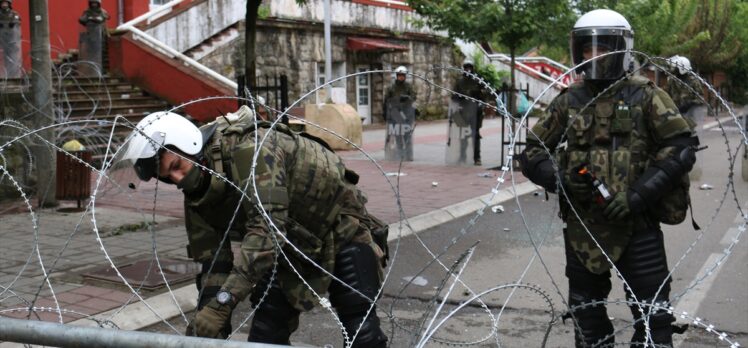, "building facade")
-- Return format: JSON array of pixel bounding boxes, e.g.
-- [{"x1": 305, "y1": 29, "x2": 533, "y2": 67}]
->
[{"x1": 194, "y1": 0, "x2": 460, "y2": 124}]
